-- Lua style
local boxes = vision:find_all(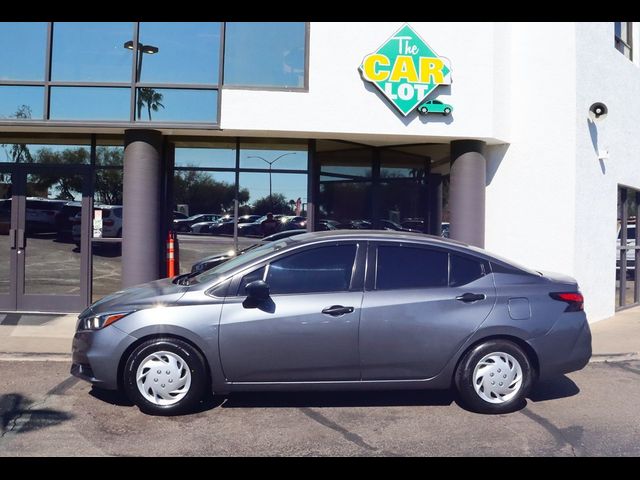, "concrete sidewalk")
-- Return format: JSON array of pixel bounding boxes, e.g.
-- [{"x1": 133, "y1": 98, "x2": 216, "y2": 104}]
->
[{"x1": 1, "y1": 308, "x2": 639, "y2": 362}]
